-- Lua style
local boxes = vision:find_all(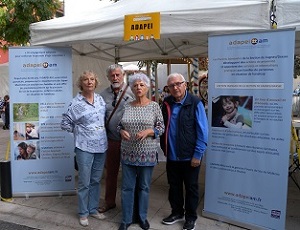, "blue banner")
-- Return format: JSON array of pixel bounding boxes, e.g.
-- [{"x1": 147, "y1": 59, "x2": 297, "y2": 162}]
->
[
  {"x1": 203, "y1": 29, "x2": 295, "y2": 230},
  {"x1": 9, "y1": 47, "x2": 75, "y2": 196}
]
